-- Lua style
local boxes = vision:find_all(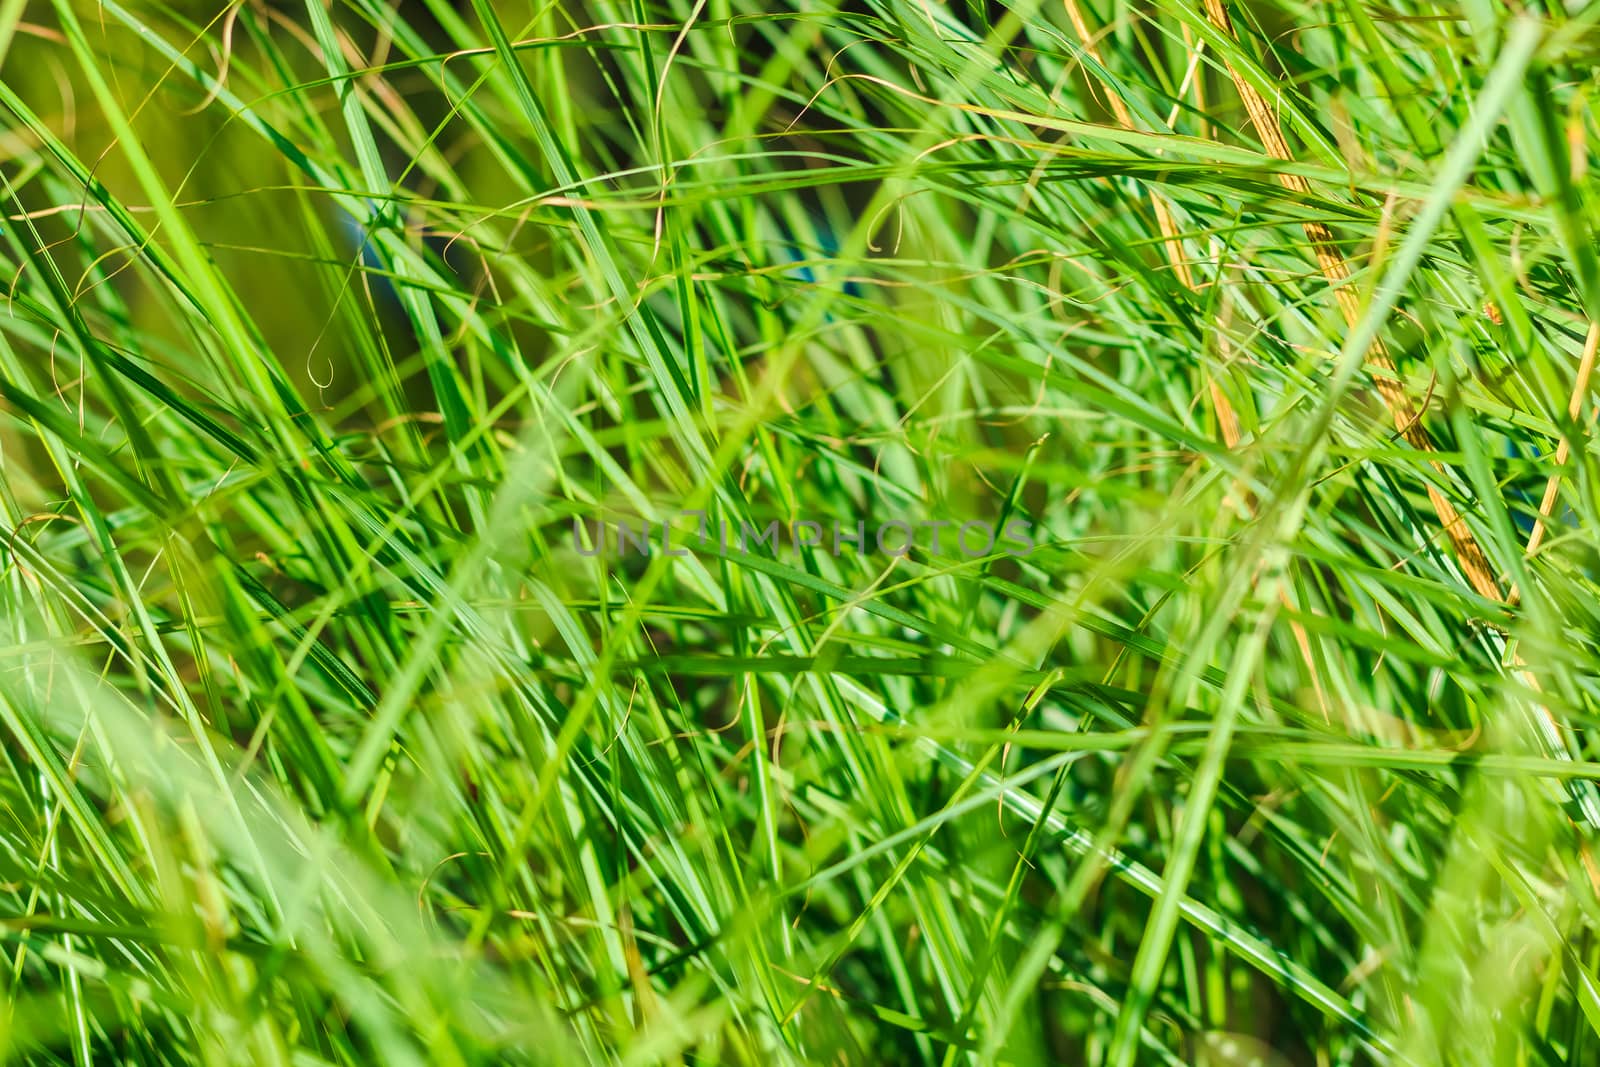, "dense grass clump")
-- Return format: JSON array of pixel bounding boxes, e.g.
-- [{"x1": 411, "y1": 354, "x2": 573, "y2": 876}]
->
[{"x1": 4, "y1": 0, "x2": 1600, "y2": 1062}]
